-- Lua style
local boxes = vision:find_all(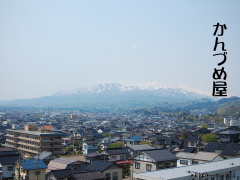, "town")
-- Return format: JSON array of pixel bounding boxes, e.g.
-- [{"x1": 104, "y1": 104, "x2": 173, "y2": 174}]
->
[{"x1": 0, "y1": 107, "x2": 239, "y2": 180}]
